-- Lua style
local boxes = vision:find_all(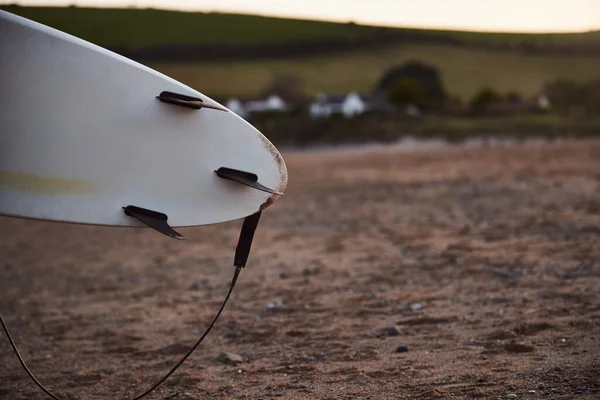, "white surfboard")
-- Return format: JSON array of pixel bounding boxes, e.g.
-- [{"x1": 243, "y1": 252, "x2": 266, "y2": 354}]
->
[{"x1": 0, "y1": 10, "x2": 287, "y2": 233}]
